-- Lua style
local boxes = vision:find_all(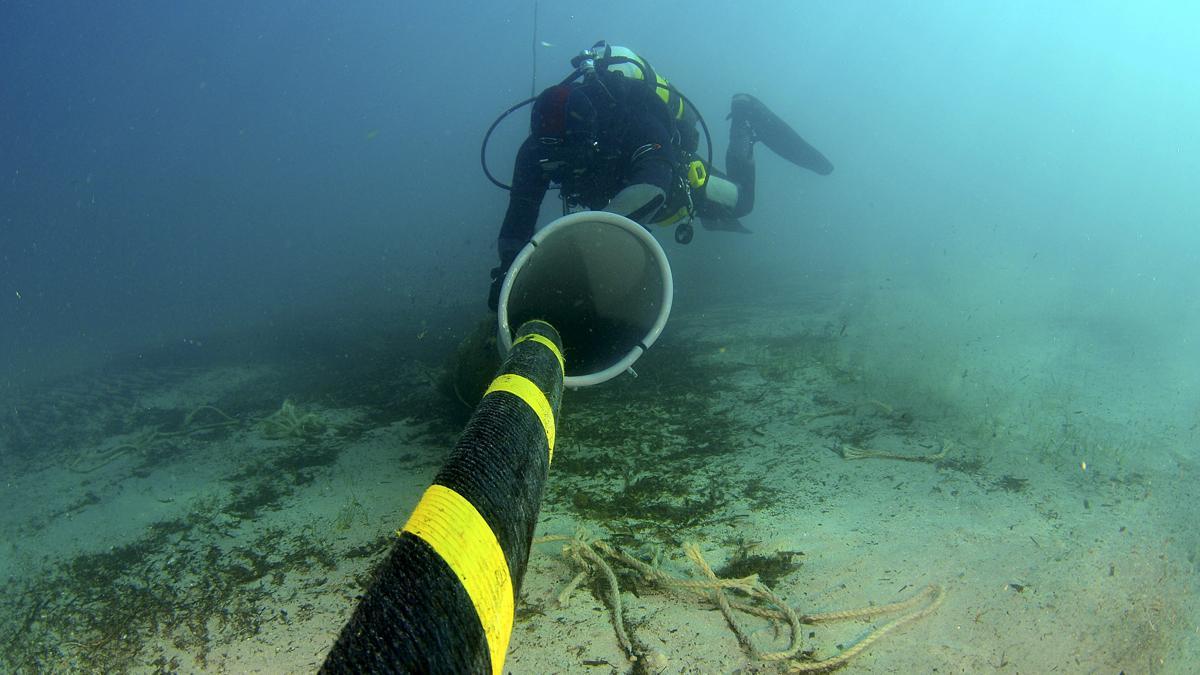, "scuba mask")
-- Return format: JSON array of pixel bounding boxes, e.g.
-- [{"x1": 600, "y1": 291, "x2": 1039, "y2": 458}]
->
[
  {"x1": 531, "y1": 84, "x2": 600, "y2": 178},
  {"x1": 531, "y1": 84, "x2": 598, "y2": 145}
]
